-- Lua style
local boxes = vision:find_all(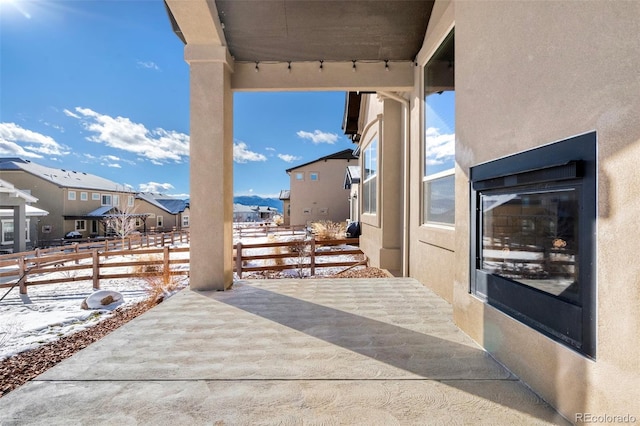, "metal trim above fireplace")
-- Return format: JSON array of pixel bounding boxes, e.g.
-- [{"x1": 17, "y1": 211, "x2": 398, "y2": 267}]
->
[{"x1": 470, "y1": 132, "x2": 597, "y2": 358}]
